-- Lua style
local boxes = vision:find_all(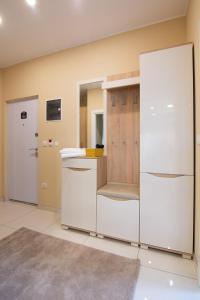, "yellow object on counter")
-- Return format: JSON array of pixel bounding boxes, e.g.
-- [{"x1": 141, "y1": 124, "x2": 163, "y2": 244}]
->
[{"x1": 86, "y1": 148, "x2": 104, "y2": 157}]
